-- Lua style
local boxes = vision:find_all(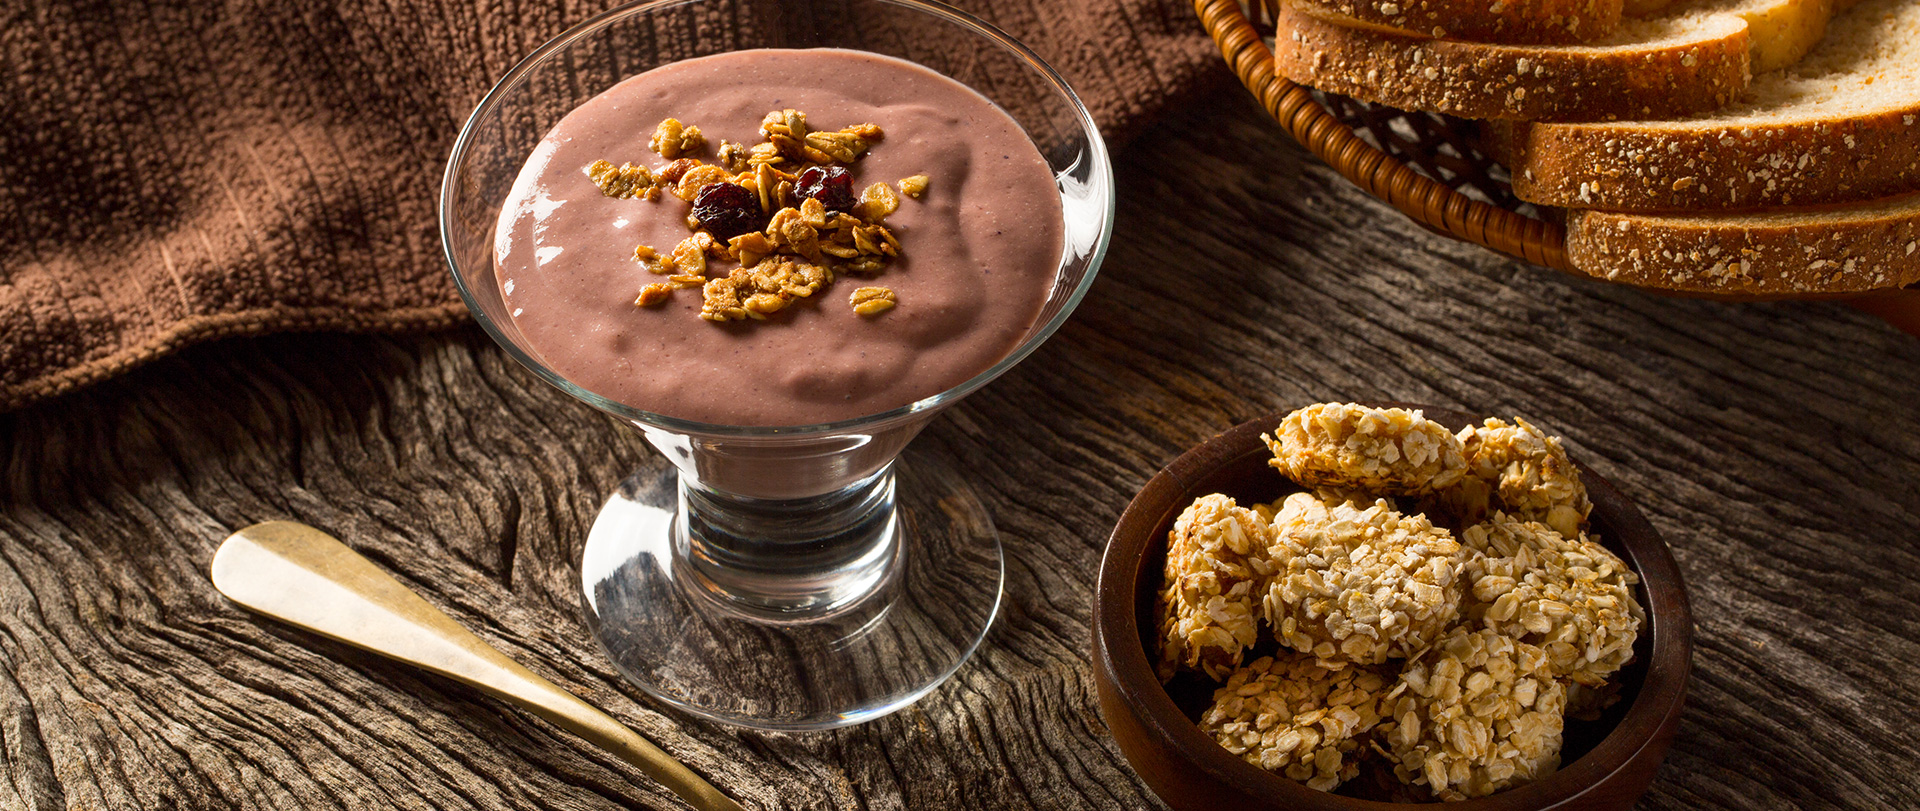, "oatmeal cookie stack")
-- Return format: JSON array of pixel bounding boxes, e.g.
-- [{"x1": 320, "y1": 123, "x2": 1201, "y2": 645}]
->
[{"x1": 1153, "y1": 402, "x2": 1644, "y2": 800}]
